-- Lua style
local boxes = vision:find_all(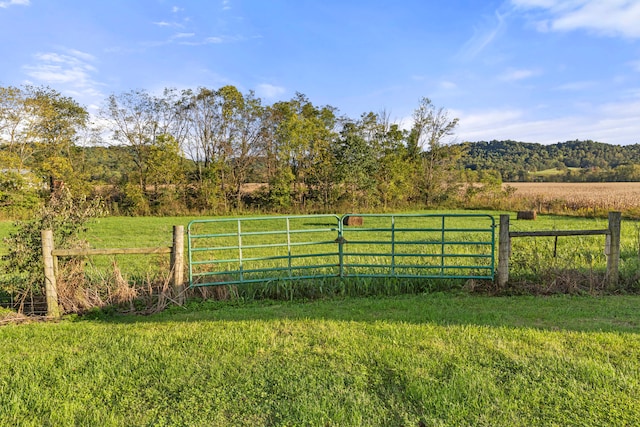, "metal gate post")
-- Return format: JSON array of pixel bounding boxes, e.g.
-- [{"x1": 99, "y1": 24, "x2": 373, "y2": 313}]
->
[{"x1": 337, "y1": 220, "x2": 345, "y2": 278}]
